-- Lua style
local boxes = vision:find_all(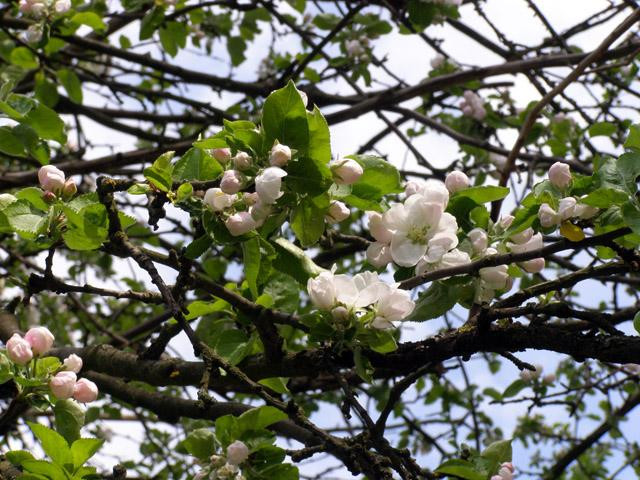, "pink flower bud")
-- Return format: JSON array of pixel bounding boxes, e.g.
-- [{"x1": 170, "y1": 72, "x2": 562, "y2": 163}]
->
[
  {"x1": 509, "y1": 227, "x2": 533, "y2": 244},
  {"x1": 24, "y1": 327, "x2": 54, "y2": 355},
  {"x1": 53, "y1": 0, "x2": 70, "y2": 13},
  {"x1": 226, "y1": 440, "x2": 249, "y2": 465},
  {"x1": 331, "y1": 306, "x2": 350, "y2": 322},
  {"x1": 42, "y1": 191, "x2": 57, "y2": 203},
  {"x1": 345, "y1": 39, "x2": 365, "y2": 57},
  {"x1": 498, "y1": 215, "x2": 514, "y2": 230},
  {"x1": 330, "y1": 159, "x2": 363, "y2": 185},
  {"x1": 501, "y1": 462, "x2": 515, "y2": 474},
  {"x1": 325, "y1": 201, "x2": 350, "y2": 224},
  {"x1": 62, "y1": 178, "x2": 77, "y2": 198},
  {"x1": 38, "y1": 165, "x2": 66, "y2": 193},
  {"x1": 6, "y1": 334, "x2": 33, "y2": 365},
  {"x1": 521, "y1": 258, "x2": 545, "y2": 273},
  {"x1": 548, "y1": 162, "x2": 571, "y2": 189},
  {"x1": 30, "y1": 2, "x2": 46, "y2": 17},
  {"x1": 19, "y1": 0, "x2": 30, "y2": 13},
  {"x1": 558, "y1": 197, "x2": 576, "y2": 221},
  {"x1": 225, "y1": 211, "x2": 256, "y2": 236},
  {"x1": 445, "y1": 171, "x2": 470, "y2": 193},
  {"x1": 50, "y1": 371, "x2": 77, "y2": 399},
  {"x1": 220, "y1": 170, "x2": 245, "y2": 194},
  {"x1": 233, "y1": 151, "x2": 252, "y2": 170},
  {"x1": 73, "y1": 378, "x2": 99, "y2": 403},
  {"x1": 468, "y1": 228, "x2": 488, "y2": 254},
  {"x1": 269, "y1": 144, "x2": 291, "y2": 167},
  {"x1": 543, "y1": 373, "x2": 556, "y2": 384},
  {"x1": 479, "y1": 264, "x2": 509, "y2": 290},
  {"x1": 63, "y1": 354, "x2": 83, "y2": 373},
  {"x1": 212, "y1": 148, "x2": 231, "y2": 163},
  {"x1": 538, "y1": 203, "x2": 560, "y2": 228}
]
